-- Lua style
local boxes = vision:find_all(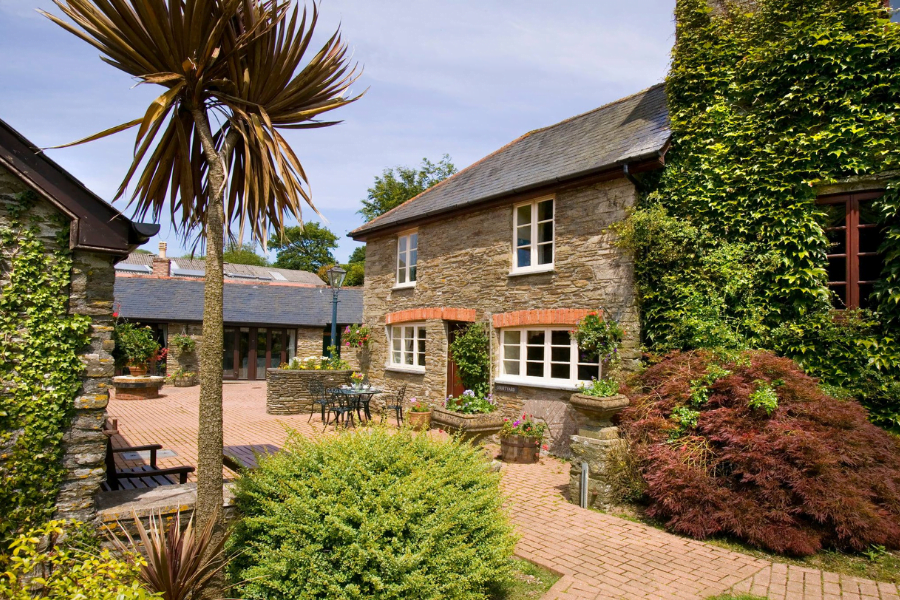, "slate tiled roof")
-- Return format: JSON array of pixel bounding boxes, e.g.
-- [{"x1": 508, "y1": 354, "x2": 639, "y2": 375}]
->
[
  {"x1": 119, "y1": 253, "x2": 325, "y2": 285},
  {"x1": 350, "y1": 83, "x2": 670, "y2": 239},
  {"x1": 115, "y1": 278, "x2": 362, "y2": 326}
]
